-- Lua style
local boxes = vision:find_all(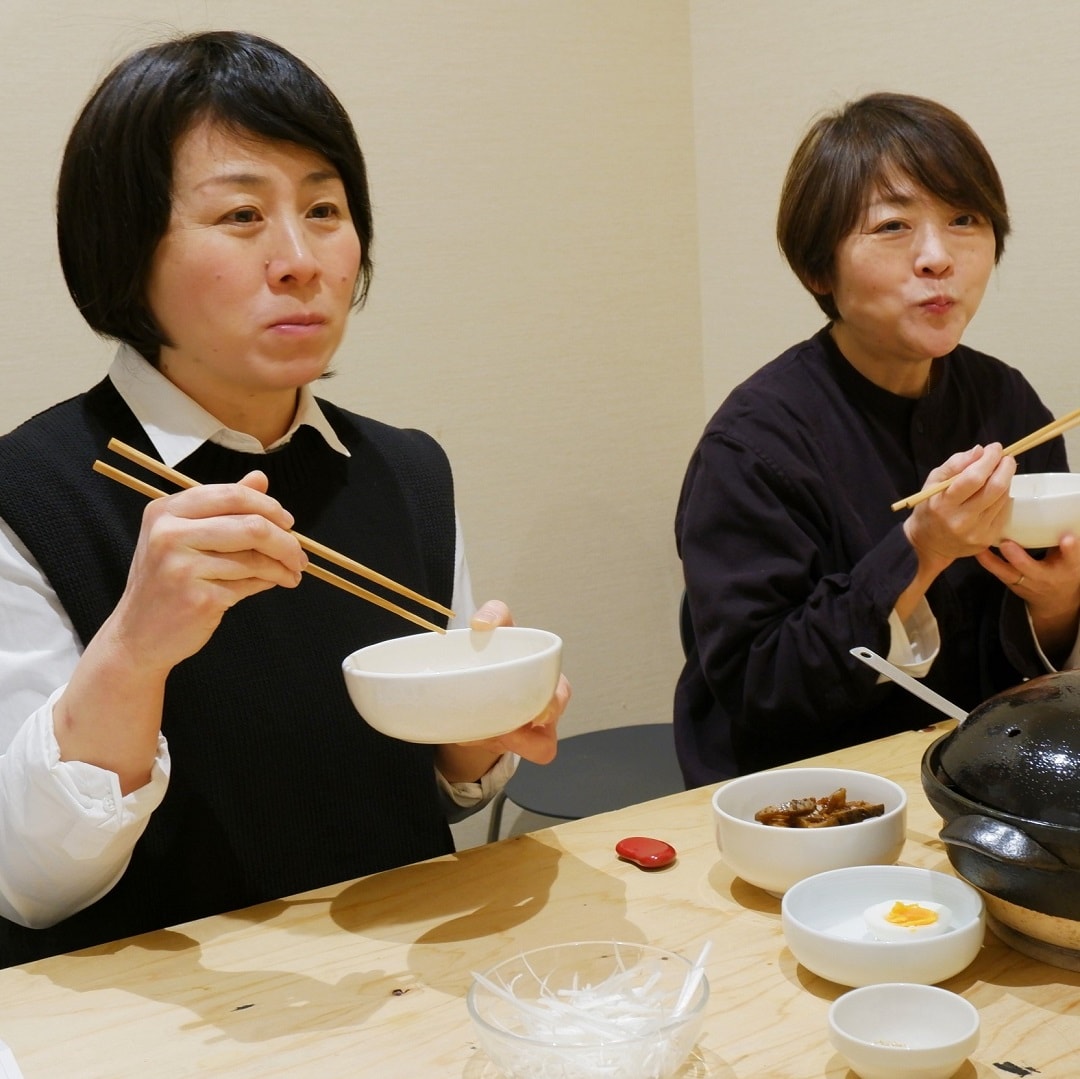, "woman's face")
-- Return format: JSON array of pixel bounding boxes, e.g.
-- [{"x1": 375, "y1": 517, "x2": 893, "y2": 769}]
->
[
  {"x1": 146, "y1": 120, "x2": 362, "y2": 443},
  {"x1": 826, "y1": 176, "x2": 996, "y2": 396}
]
